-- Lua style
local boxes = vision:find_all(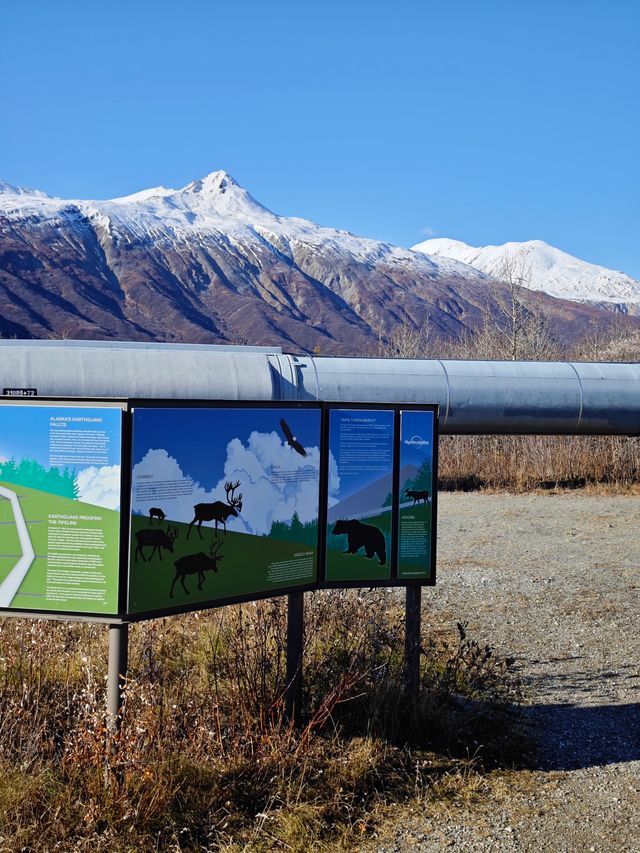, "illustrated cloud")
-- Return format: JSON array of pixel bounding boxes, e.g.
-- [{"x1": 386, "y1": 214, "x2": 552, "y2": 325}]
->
[
  {"x1": 76, "y1": 465, "x2": 121, "y2": 510},
  {"x1": 131, "y1": 432, "x2": 340, "y2": 536}
]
